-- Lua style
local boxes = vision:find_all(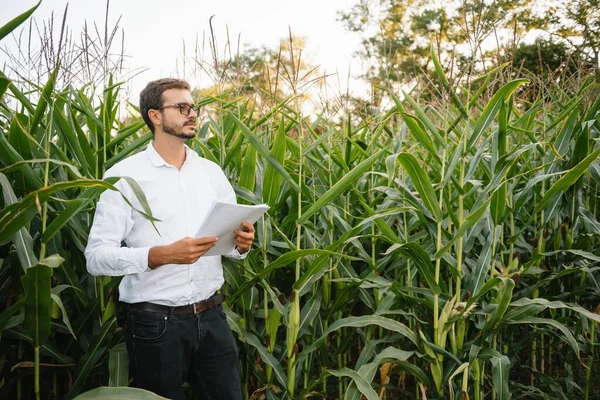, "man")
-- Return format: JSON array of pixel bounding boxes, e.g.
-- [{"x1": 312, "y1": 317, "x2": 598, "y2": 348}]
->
[{"x1": 85, "y1": 78, "x2": 254, "y2": 400}]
